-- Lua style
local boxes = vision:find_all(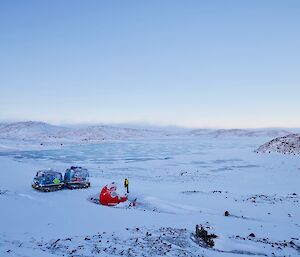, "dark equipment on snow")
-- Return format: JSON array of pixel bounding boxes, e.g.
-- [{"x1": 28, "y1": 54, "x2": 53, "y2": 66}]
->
[
  {"x1": 195, "y1": 224, "x2": 217, "y2": 247},
  {"x1": 64, "y1": 166, "x2": 90, "y2": 189},
  {"x1": 32, "y1": 170, "x2": 64, "y2": 192}
]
